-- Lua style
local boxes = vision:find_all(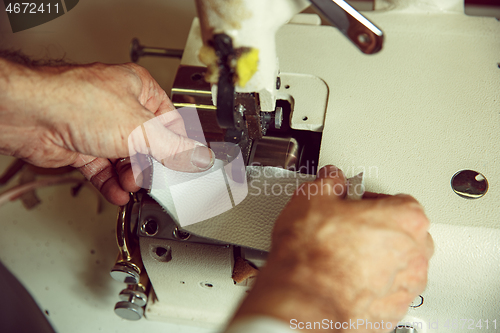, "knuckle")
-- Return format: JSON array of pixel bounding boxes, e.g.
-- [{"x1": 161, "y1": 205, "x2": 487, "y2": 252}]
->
[
  {"x1": 394, "y1": 193, "x2": 420, "y2": 205},
  {"x1": 409, "y1": 206, "x2": 430, "y2": 231},
  {"x1": 396, "y1": 200, "x2": 429, "y2": 232}
]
